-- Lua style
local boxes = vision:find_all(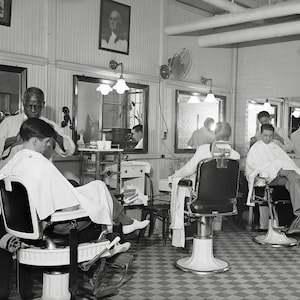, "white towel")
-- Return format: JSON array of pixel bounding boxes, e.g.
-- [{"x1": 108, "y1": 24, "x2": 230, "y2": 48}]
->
[{"x1": 170, "y1": 177, "x2": 190, "y2": 248}]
